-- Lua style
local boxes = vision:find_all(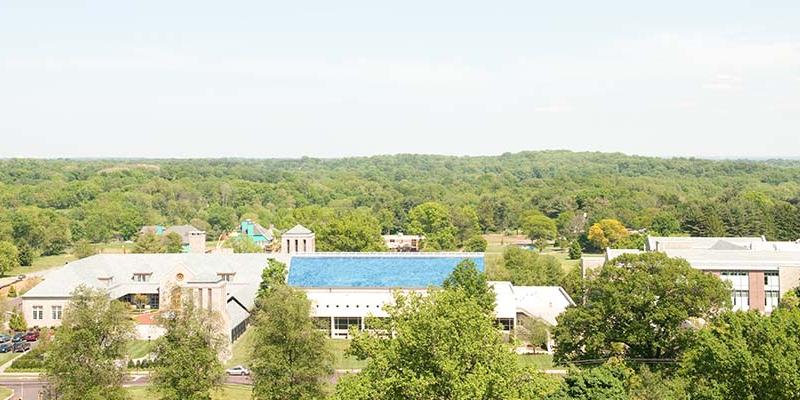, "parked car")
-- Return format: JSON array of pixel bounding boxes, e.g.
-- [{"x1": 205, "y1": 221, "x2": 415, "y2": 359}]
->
[
  {"x1": 12, "y1": 341, "x2": 30, "y2": 352},
  {"x1": 0, "y1": 334, "x2": 11, "y2": 343},
  {"x1": 23, "y1": 331, "x2": 39, "y2": 342},
  {"x1": 0, "y1": 343, "x2": 13, "y2": 353},
  {"x1": 225, "y1": 366, "x2": 250, "y2": 376},
  {"x1": 11, "y1": 333, "x2": 25, "y2": 343}
]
